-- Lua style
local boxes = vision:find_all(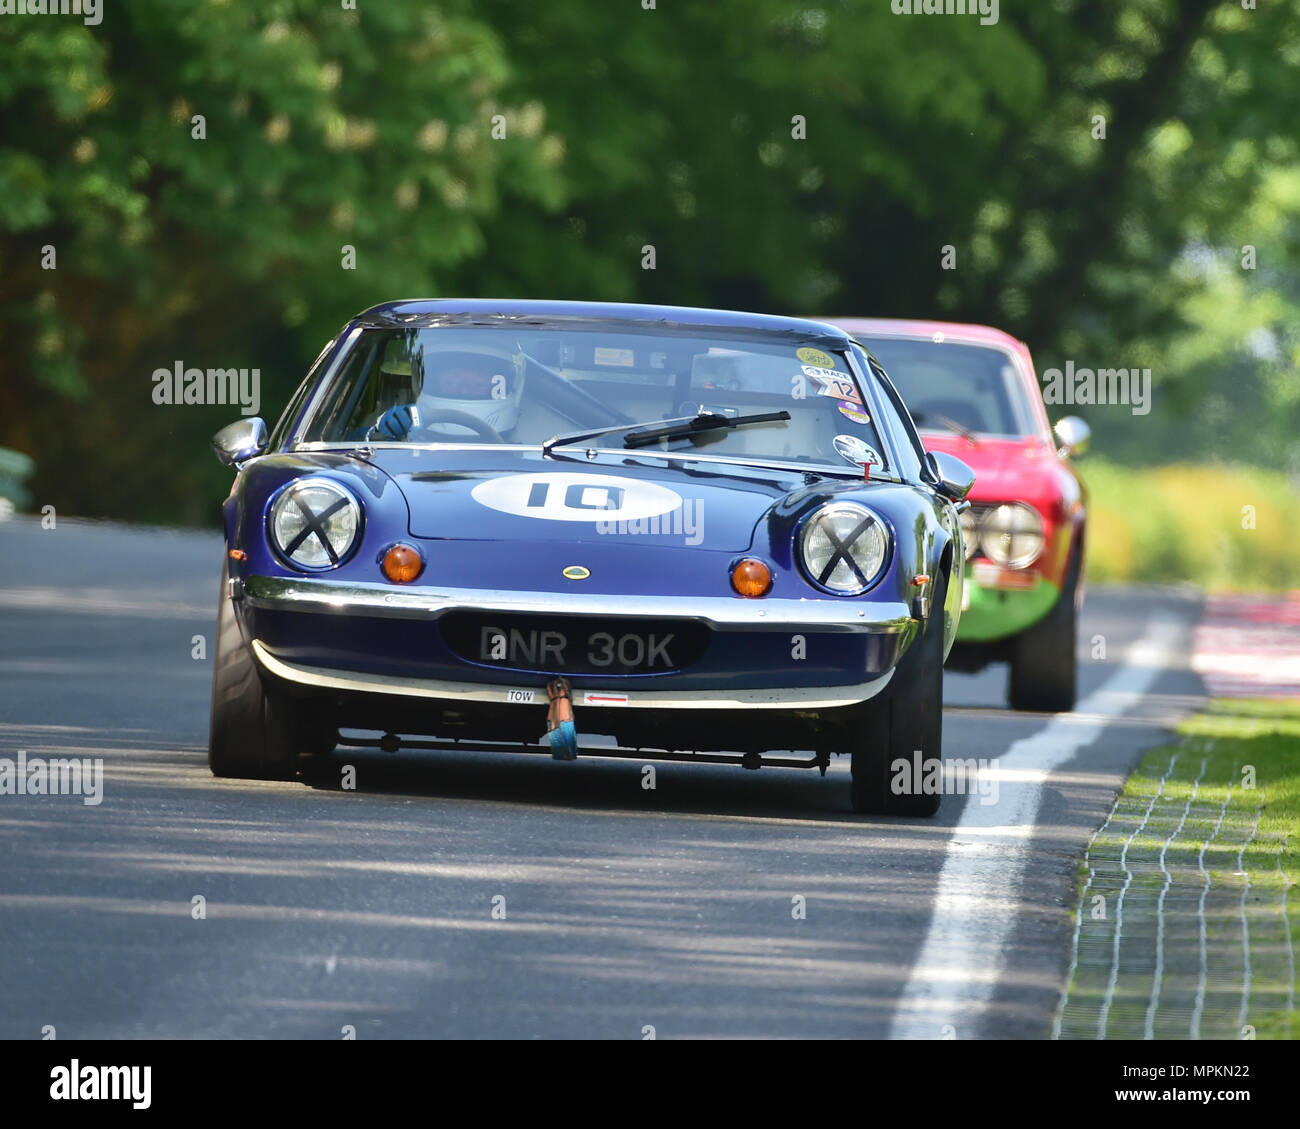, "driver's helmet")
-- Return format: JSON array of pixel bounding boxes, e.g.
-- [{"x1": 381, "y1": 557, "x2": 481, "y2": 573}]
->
[
  {"x1": 377, "y1": 352, "x2": 418, "y2": 399},
  {"x1": 413, "y1": 344, "x2": 527, "y2": 437}
]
